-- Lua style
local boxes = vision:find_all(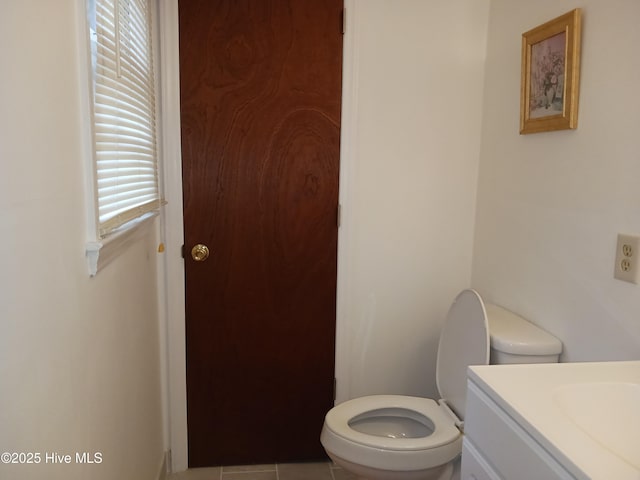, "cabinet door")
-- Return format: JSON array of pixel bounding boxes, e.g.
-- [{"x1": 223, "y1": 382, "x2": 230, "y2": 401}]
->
[
  {"x1": 465, "y1": 382, "x2": 575, "y2": 480},
  {"x1": 462, "y1": 440, "x2": 501, "y2": 480}
]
